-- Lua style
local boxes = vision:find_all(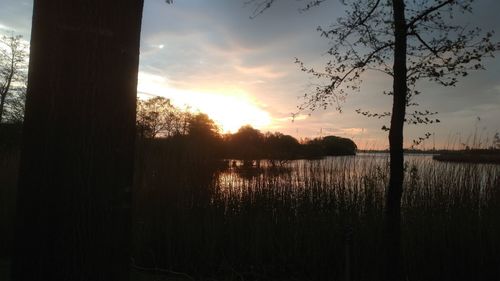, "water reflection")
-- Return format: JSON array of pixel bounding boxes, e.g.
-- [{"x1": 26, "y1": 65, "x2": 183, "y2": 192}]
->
[{"x1": 217, "y1": 153, "x2": 499, "y2": 196}]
